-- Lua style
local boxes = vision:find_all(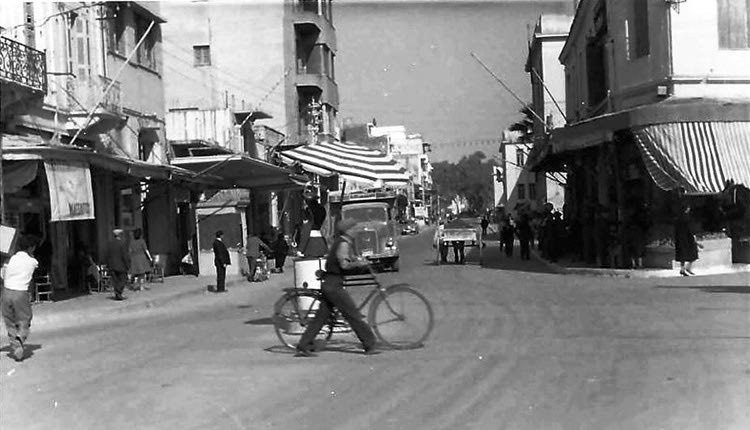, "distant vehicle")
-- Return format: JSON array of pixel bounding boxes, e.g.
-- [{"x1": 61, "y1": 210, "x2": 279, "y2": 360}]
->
[
  {"x1": 400, "y1": 219, "x2": 419, "y2": 235},
  {"x1": 330, "y1": 190, "x2": 401, "y2": 271}
]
